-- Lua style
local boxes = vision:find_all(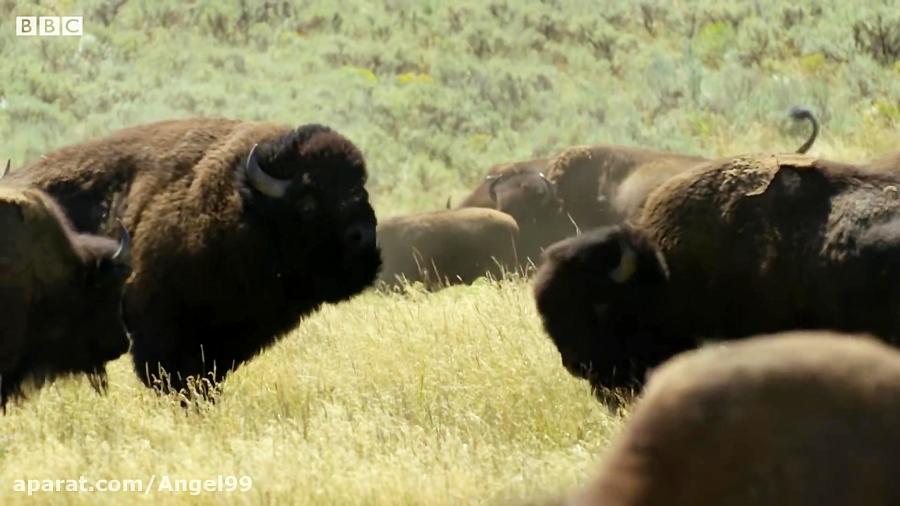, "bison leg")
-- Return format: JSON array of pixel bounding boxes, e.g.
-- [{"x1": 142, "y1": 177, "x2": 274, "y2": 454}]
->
[
  {"x1": 0, "y1": 287, "x2": 27, "y2": 392},
  {"x1": 130, "y1": 324, "x2": 231, "y2": 396}
]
